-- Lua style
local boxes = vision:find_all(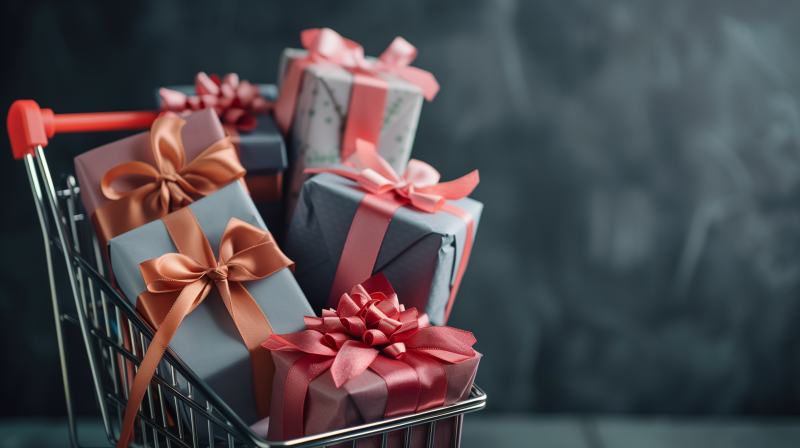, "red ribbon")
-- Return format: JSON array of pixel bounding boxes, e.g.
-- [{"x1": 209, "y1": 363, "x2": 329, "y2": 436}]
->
[
  {"x1": 263, "y1": 273, "x2": 476, "y2": 440},
  {"x1": 159, "y1": 72, "x2": 272, "y2": 131},
  {"x1": 307, "y1": 139, "x2": 479, "y2": 323},
  {"x1": 274, "y1": 28, "x2": 440, "y2": 161}
]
